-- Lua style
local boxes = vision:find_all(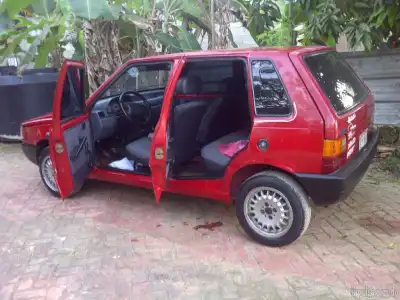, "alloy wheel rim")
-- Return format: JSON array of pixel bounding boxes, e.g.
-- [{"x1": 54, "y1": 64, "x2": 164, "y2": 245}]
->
[
  {"x1": 41, "y1": 156, "x2": 58, "y2": 192},
  {"x1": 244, "y1": 187, "x2": 293, "y2": 238}
]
